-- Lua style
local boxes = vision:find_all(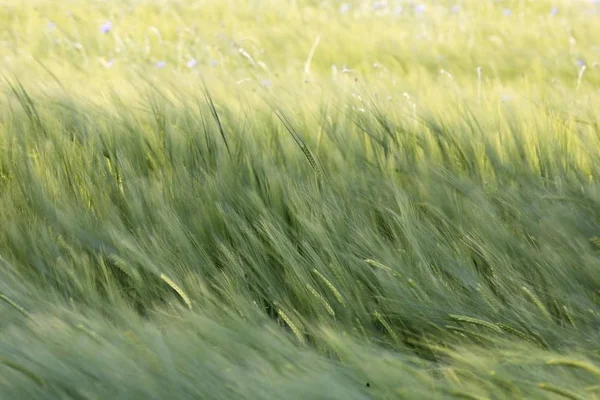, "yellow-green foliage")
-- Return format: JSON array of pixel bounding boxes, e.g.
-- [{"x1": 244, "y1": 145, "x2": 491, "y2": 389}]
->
[{"x1": 1, "y1": 1, "x2": 600, "y2": 399}]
